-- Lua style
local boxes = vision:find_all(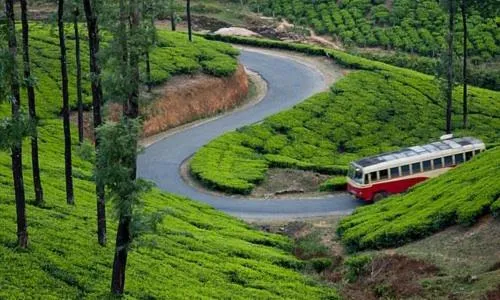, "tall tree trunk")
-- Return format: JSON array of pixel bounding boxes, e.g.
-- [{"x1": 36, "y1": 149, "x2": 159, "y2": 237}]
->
[
  {"x1": 111, "y1": 216, "x2": 131, "y2": 295},
  {"x1": 145, "y1": 51, "x2": 152, "y2": 92},
  {"x1": 83, "y1": 0, "x2": 107, "y2": 246},
  {"x1": 5, "y1": 0, "x2": 28, "y2": 248},
  {"x1": 186, "y1": 0, "x2": 192, "y2": 42},
  {"x1": 111, "y1": 1, "x2": 140, "y2": 295},
  {"x1": 58, "y1": 0, "x2": 75, "y2": 205},
  {"x1": 461, "y1": 0, "x2": 468, "y2": 129},
  {"x1": 445, "y1": 0, "x2": 456, "y2": 134},
  {"x1": 74, "y1": 7, "x2": 84, "y2": 143},
  {"x1": 20, "y1": 0, "x2": 44, "y2": 206},
  {"x1": 170, "y1": 8, "x2": 176, "y2": 31}
]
